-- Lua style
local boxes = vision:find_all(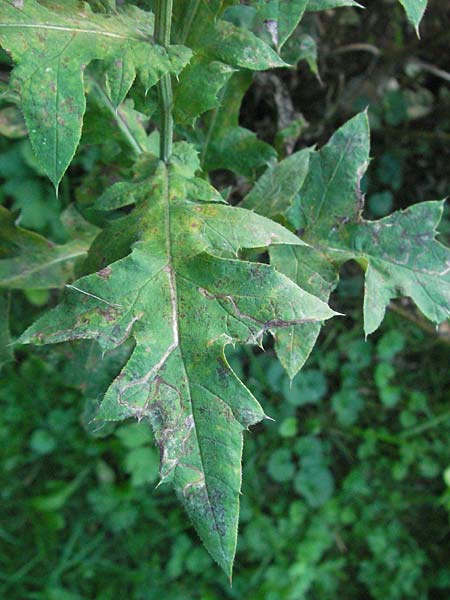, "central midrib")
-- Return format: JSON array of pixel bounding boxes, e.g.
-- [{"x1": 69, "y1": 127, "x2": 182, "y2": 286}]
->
[
  {"x1": 0, "y1": 22, "x2": 147, "y2": 42},
  {"x1": 162, "y1": 166, "x2": 228, "y2": 566}
]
